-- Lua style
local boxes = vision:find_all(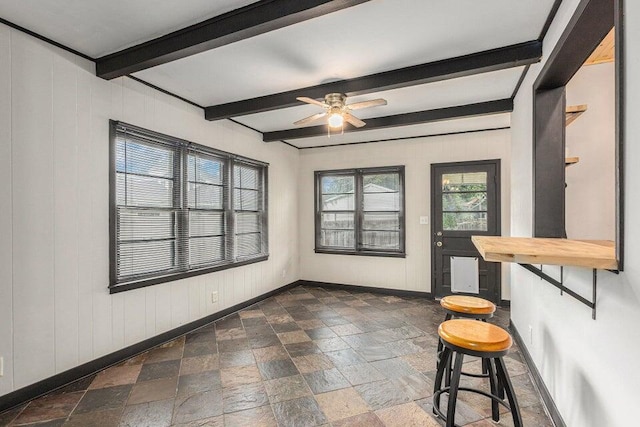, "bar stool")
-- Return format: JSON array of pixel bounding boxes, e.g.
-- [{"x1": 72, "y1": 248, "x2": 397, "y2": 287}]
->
[
  {"x1": 440, "y1": 295, "x2": 496, "y2": 321},
  {"x1": 433, "y1": 319, "x2": 522, "y2": 427},
  {"x1": 436, "y1": 295, "x2": 496, "y2": 374}
]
